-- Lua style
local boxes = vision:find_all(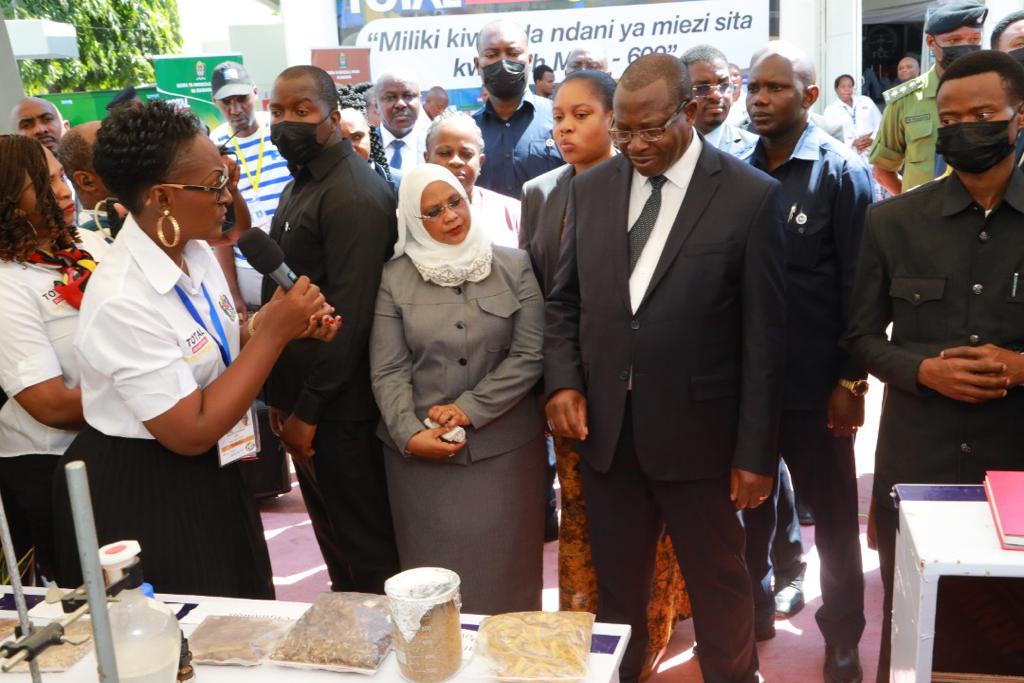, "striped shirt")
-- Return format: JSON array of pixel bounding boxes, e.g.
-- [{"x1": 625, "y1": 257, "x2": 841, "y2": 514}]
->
[{"x1": 210, "y1": 111, "x2": 292, "y2": 270}]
